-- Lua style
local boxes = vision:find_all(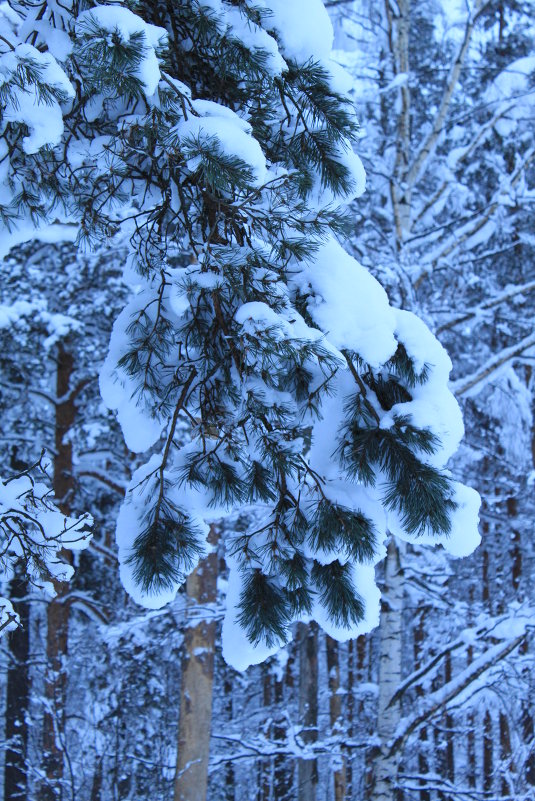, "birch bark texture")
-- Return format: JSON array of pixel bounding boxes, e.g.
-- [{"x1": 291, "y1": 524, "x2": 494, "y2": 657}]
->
[
  {"x1": 174, "y1": 526, "x2": 218, "y2": 801},
  {"x1": 373, "y1": 538, "x2": 404, "y2": 801}
]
